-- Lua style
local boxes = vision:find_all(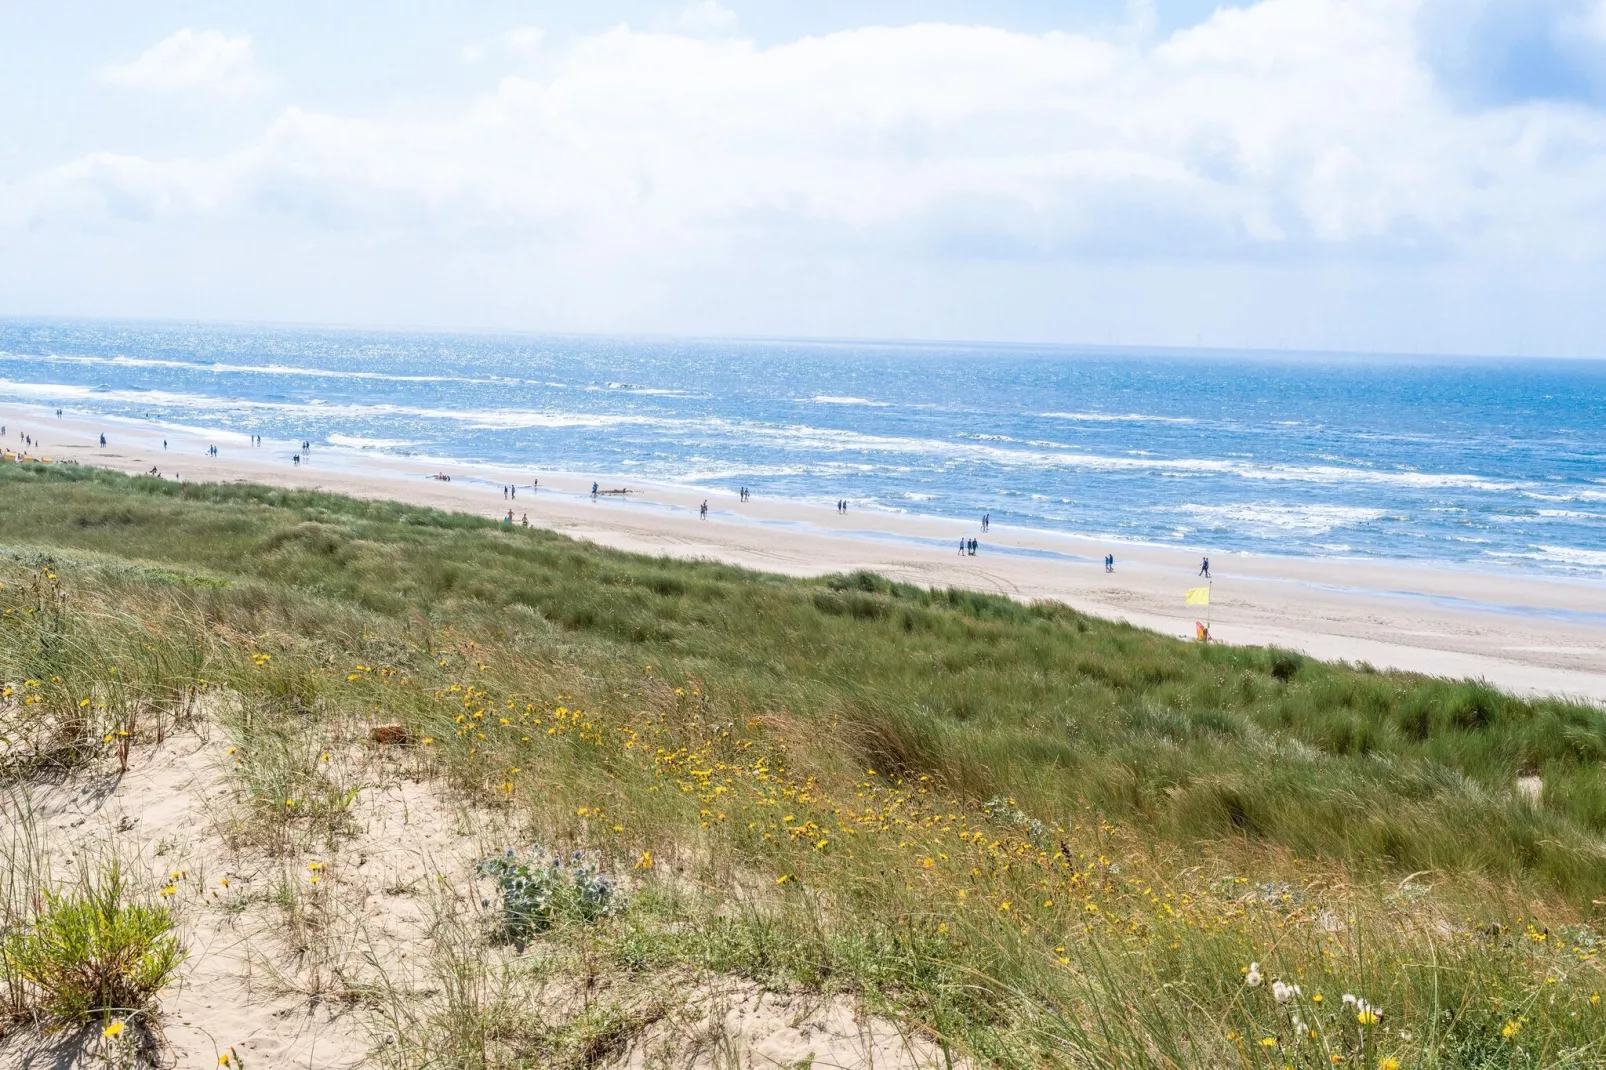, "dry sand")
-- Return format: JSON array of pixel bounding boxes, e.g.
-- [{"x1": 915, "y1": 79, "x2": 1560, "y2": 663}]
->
[
  {"x1": 4, "y1": 401, "x2": 1604, "y2": 704},
  {"x1": 1, "y1": 723, "x2": 952, "y2": 1070}
]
